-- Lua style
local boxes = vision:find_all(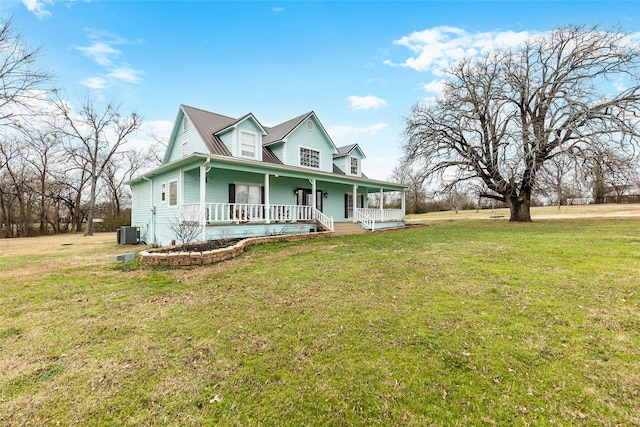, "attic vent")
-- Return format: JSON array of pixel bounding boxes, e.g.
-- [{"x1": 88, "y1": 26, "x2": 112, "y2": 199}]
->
[{"x1": 306, "y1": 119, "x2": 314, "y2": 131}]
